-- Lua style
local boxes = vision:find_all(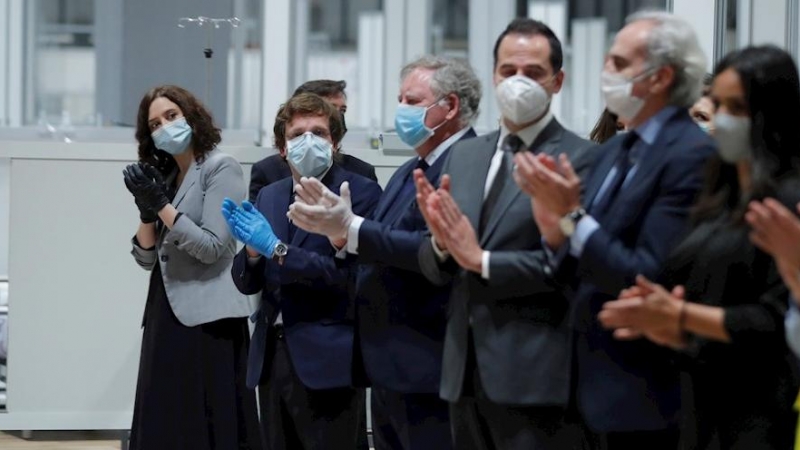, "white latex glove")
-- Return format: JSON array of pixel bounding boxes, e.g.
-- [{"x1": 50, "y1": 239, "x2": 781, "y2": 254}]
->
[{"x1": 288, "y1": 179, "x2": 355, "y2": 239}]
